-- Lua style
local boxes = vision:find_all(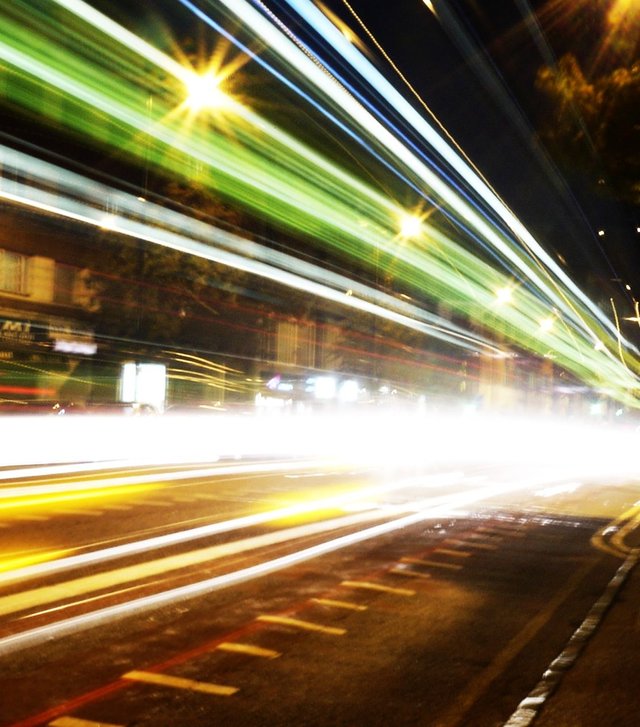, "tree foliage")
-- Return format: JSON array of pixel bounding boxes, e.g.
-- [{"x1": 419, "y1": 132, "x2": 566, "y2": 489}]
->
[{"x1": 535, "y1": 53, "x2": 640, "y2": 204}]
